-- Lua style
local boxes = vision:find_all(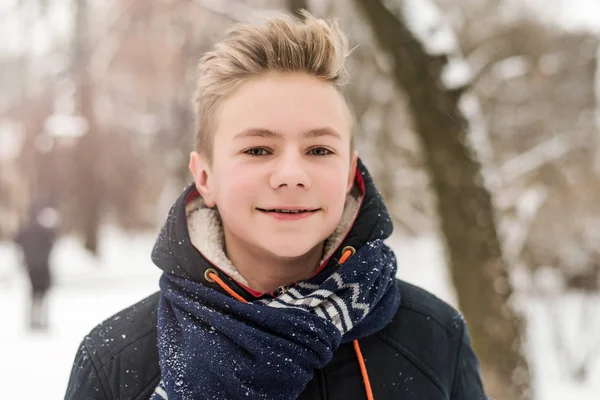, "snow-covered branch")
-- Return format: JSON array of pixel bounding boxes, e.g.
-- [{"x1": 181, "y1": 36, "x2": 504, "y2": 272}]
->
[
  {"x1": 499, "y1": 131, "x2": 589, "y2": 183},
  {"x1": 396, "y1": 0, "x2": 458, "y2": 56},
  {"x1": 499, "y1": 185, "x2": 548, "y2": 263}
]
